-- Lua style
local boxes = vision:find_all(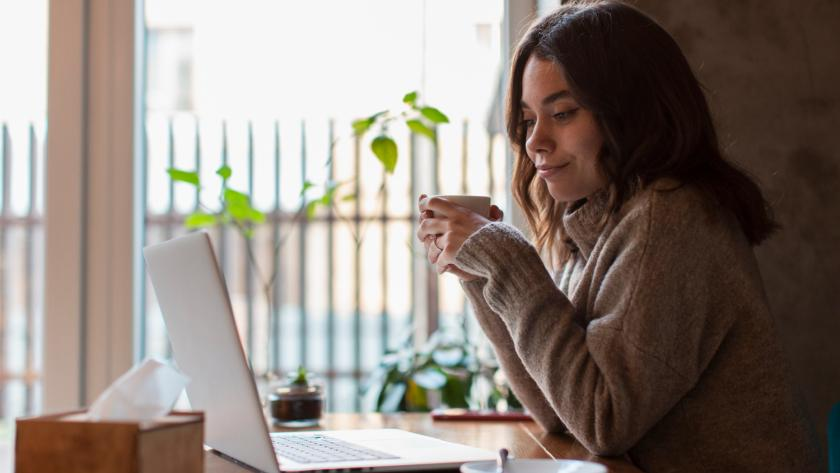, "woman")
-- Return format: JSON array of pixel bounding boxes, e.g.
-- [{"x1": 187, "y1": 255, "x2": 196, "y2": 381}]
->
[{"x1": 417, "y1": 1, "x2": 820, "y2": 471}]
